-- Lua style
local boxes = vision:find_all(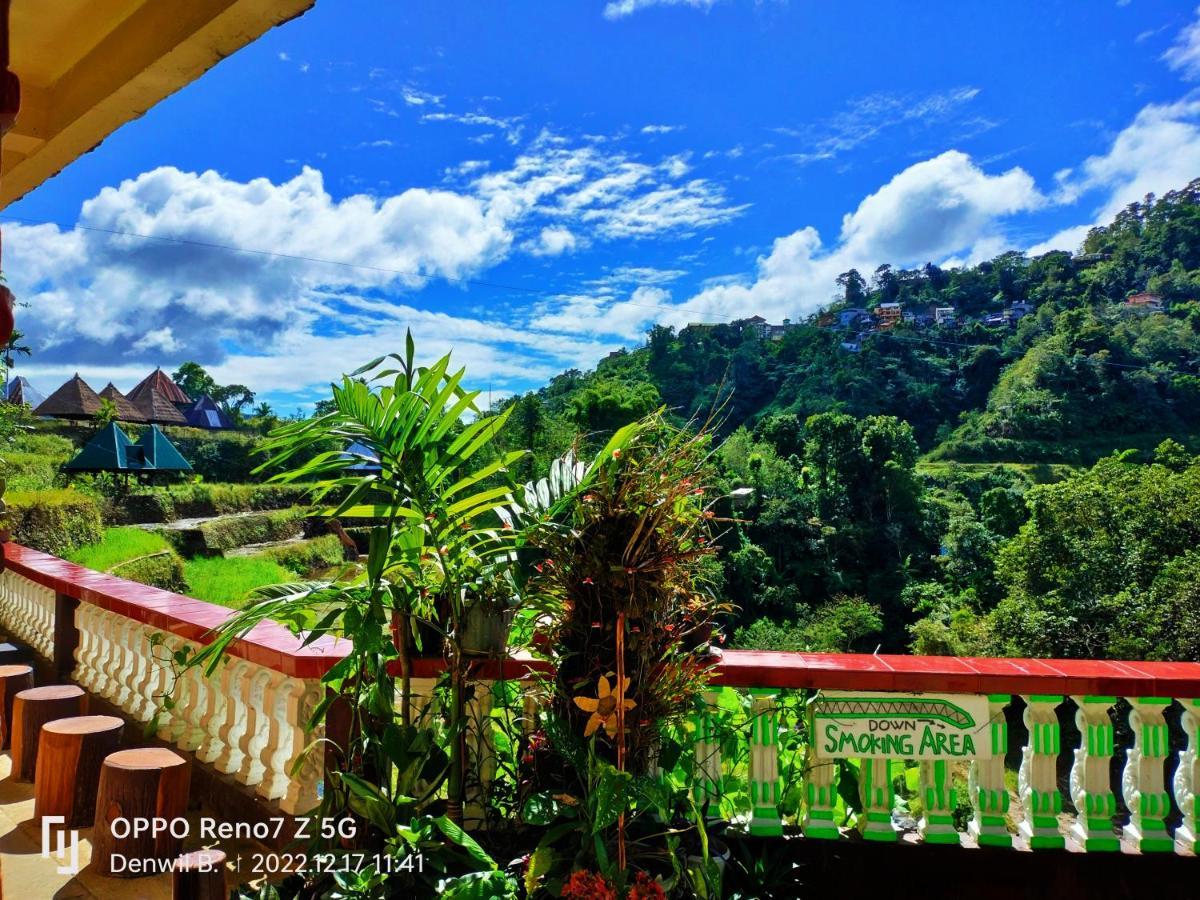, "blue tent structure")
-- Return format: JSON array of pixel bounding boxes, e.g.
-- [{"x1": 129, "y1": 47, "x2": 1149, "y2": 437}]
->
[
  {"x1": 134, "y1": 425, "x2": 193, "y2": 472},
  {"x1": 182, "y1": 394, "x2": 233, "y2": 430},
  {"x1": 63, "y1": 423, "x2": 191, "y2": 474},
  {"x1": 343, "y1": 440, "x2": 382, "y2": 473},
  {"x1": 3, "y1": 376, "x2": 44, "y2": 409}
]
